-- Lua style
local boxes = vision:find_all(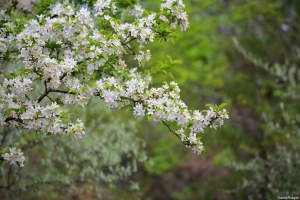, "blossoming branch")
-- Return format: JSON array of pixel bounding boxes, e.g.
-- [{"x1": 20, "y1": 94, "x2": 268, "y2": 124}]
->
[{"x1": 0, "y1": 0, "x2": 228, "y2": 166}]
